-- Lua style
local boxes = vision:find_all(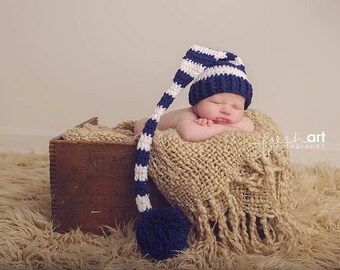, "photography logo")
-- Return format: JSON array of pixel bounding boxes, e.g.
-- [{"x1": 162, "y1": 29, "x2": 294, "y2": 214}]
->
[{"x1": 251, "y1": 131, "x2": 326, "y2": 158}]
